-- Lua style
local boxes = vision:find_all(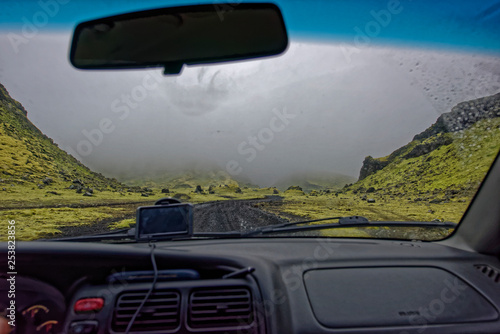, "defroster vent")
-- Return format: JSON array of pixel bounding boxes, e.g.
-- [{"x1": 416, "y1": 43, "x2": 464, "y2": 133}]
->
[{"x1": 475, "y1": 264, "x2": 500, "y2": 283}]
